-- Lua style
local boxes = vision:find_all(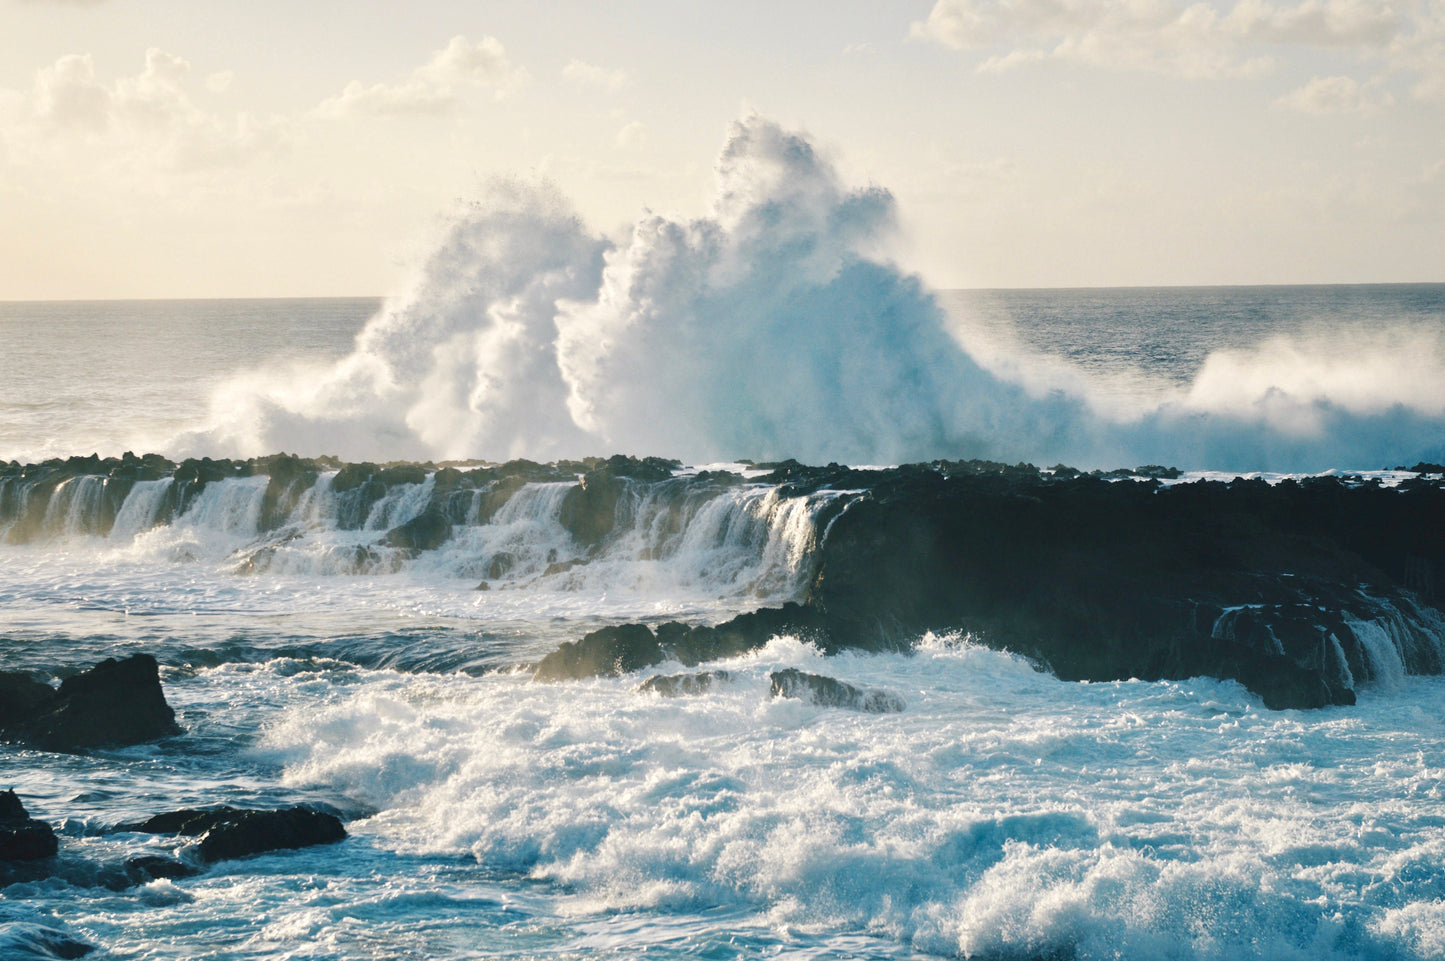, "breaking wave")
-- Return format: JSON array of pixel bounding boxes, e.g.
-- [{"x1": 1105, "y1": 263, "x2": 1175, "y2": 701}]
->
[{"x1": 175, "y1": 115, "x2": 1445, "y2": 471}]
